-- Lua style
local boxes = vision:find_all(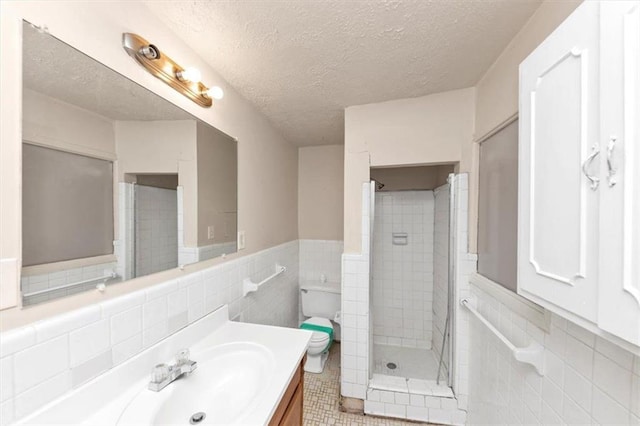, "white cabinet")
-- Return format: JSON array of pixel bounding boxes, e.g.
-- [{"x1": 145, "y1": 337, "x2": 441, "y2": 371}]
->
[
  {"x1": 598, "y1": 1, "x2": 640, "y2": 346},
  {"x1": 519, "y1": 1, "x2": 640, "y2": 347},
  {"x1": 518, "y1": 1, "x2": 601, "y2": 323}
]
